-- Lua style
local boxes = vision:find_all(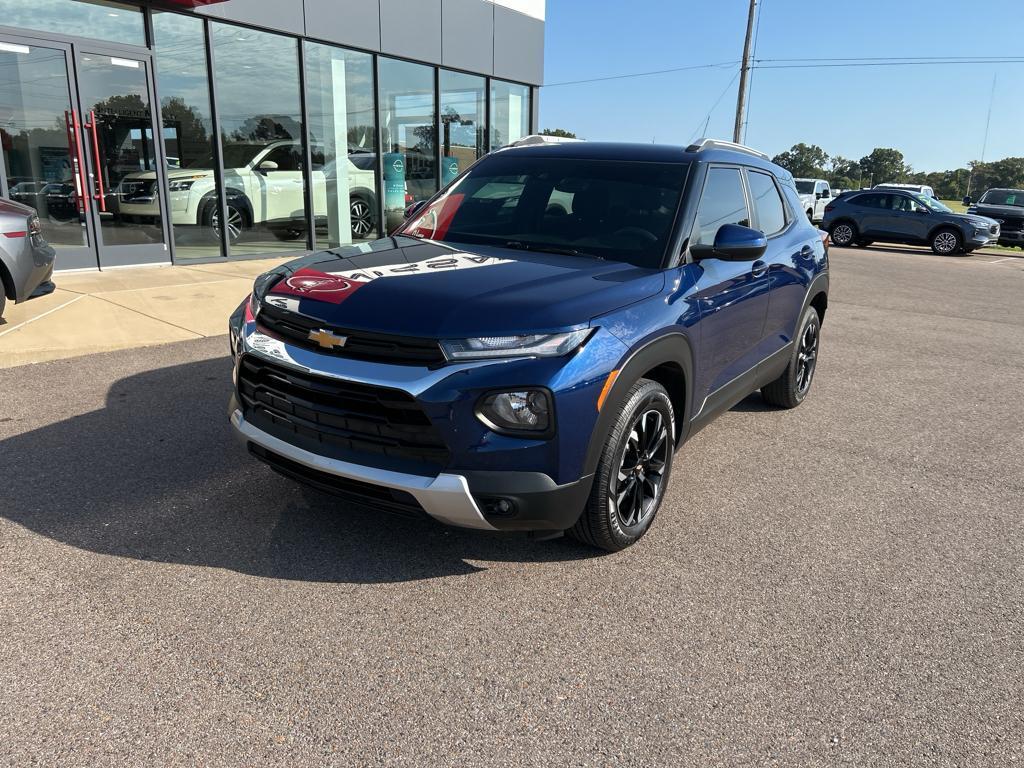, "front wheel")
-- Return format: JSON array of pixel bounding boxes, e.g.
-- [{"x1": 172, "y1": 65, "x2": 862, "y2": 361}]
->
[
  {"x1": 761, "y1": 306, "x2": 821, "y2": 409},
  {"x1": 350, "y1": 196, "x2": 375, "y2": 239},
  {"x1": 569, "y1": 379, "x2": 675, "y2": 552},
  {"x1": 931, "y1": 228, "x2": 962, "y2": 255}
]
